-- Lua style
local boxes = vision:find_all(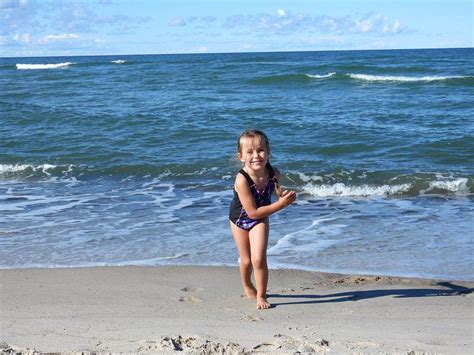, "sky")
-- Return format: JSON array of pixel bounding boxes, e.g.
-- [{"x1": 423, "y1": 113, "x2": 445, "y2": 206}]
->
[{"x1": 0, "y1": 0, "x2": 472, "y2": 57}]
